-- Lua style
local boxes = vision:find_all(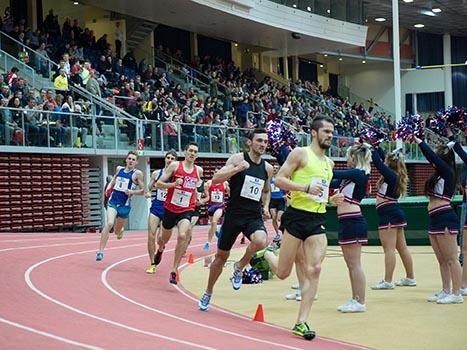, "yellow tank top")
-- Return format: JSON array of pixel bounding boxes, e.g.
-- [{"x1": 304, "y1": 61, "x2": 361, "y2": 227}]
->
[{"x1": 290, "y1": 147, "x2": 333, "y2": 213}]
